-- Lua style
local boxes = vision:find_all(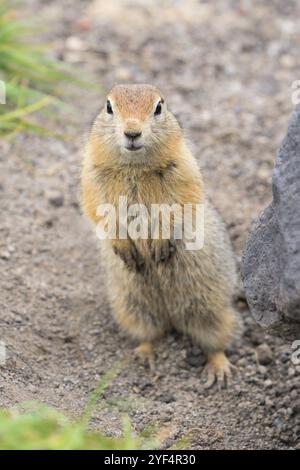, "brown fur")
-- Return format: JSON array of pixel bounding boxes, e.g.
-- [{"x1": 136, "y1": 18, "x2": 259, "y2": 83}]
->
[{"x1": 81, "y1": 84, "x2": 237, "y2": 387}]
